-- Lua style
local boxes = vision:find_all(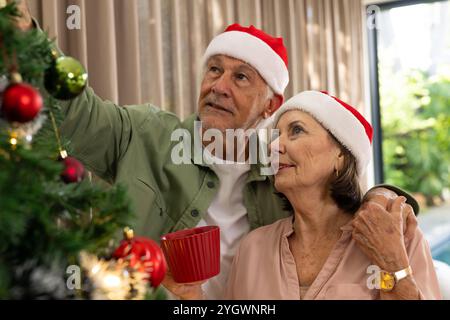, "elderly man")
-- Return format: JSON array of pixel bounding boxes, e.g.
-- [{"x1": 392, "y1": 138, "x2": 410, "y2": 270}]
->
[{"x1": 13, "y1": 0, "x2": 419, "y2": 299}]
